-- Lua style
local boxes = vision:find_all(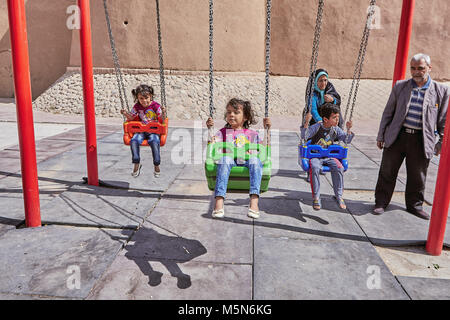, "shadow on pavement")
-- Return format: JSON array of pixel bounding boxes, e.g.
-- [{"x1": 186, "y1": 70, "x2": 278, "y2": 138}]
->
[{"x1": 121, "y1": 226, "x2": 207, "y2": 289}]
